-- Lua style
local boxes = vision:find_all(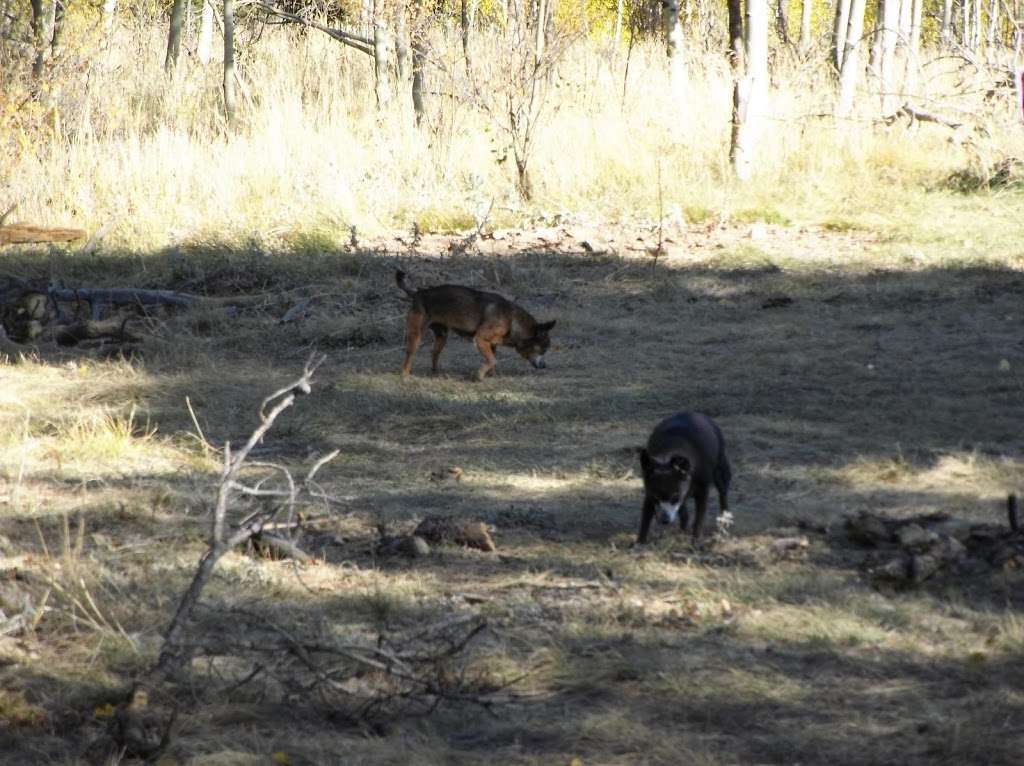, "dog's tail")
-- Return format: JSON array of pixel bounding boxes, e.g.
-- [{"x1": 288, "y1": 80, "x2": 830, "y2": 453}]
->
[{"x1": 395, "y1": 269, "x2": 416, "y2": 297}]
